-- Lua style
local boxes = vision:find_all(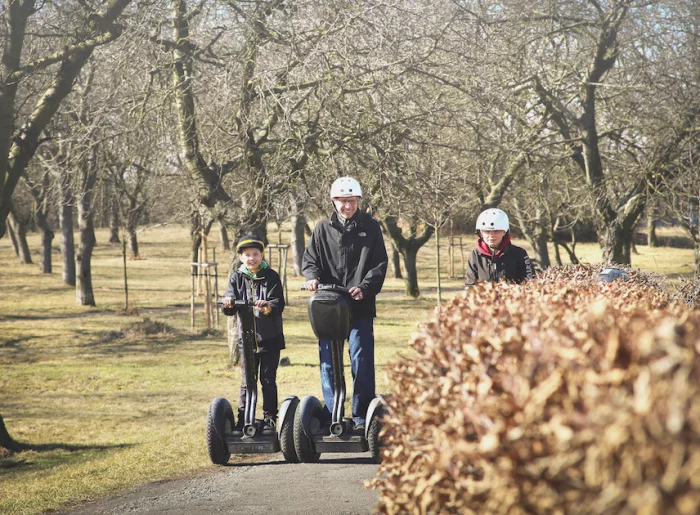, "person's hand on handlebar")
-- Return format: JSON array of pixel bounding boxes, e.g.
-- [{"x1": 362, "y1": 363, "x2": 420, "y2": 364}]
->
[
  {"x1": 348, "y1": 286, "x2": 363, "y2": 301},
  {"x1": 303, "y1": 279, "x2": 320, "y2": 291},
  {"x1": 254, "y1": 299, "x2": 272, "y2": 315},
  {"x1": 223, "y1": 297, "x2": 233, "y2": 308}
]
